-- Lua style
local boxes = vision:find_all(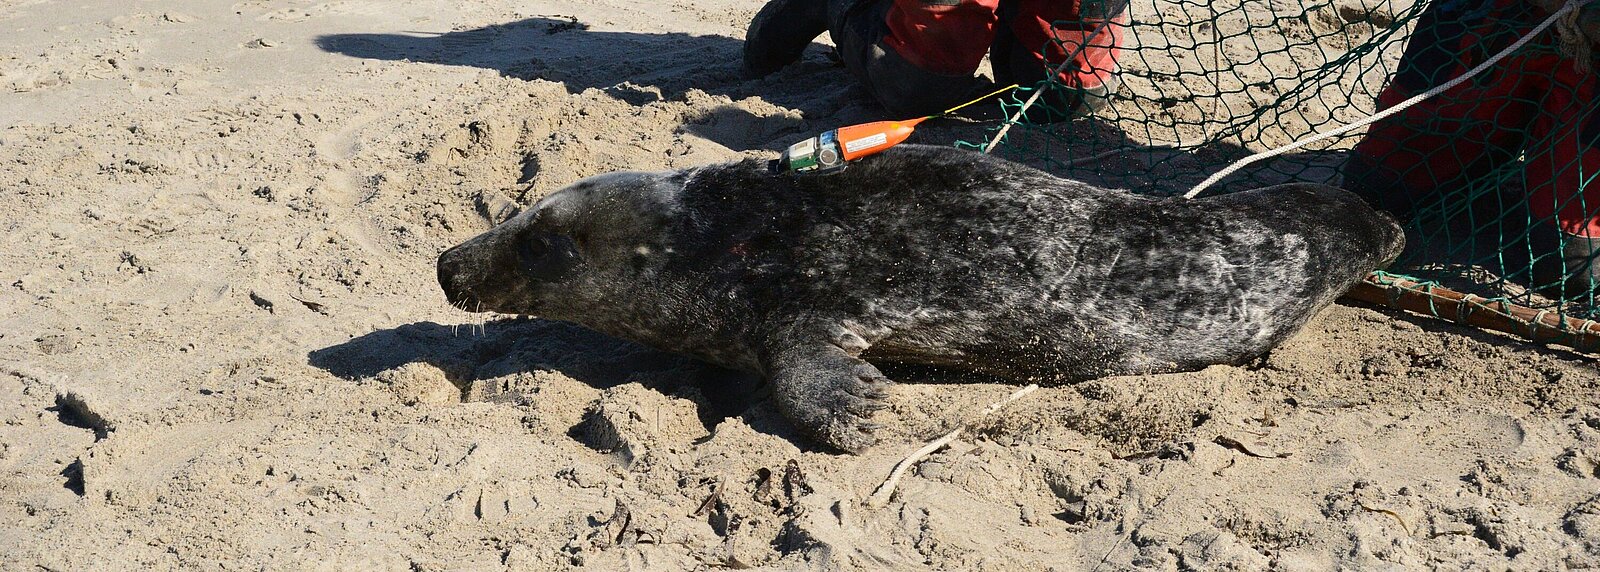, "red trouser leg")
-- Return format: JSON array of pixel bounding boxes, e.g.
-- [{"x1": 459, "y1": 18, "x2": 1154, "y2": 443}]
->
[
  {"x1": 1350, "y1": 49, "x2": 1598, "y2": 236},
  {"x1": 831, "y1": 0, "x2": 1002, "y2": 116},
  {"x1": 1006, "y1": 0, "x2": 1127, "y2": 89},
  {"x1": 1346, "y1": 55, "x2": 1539, "y2": 218},
  {"x1": 880, "y1": 0, "x2": 1001, "y2": 76},
  {"x1": 1344, "y1": 0, "x2": 1541, "y2": 221},
  {"x1": 1524, "y1": 62, "x2": 1600, "y2": 238},
  {"x1": 1343, "y1": 0, "x2": 1600, "y2": 294}
]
